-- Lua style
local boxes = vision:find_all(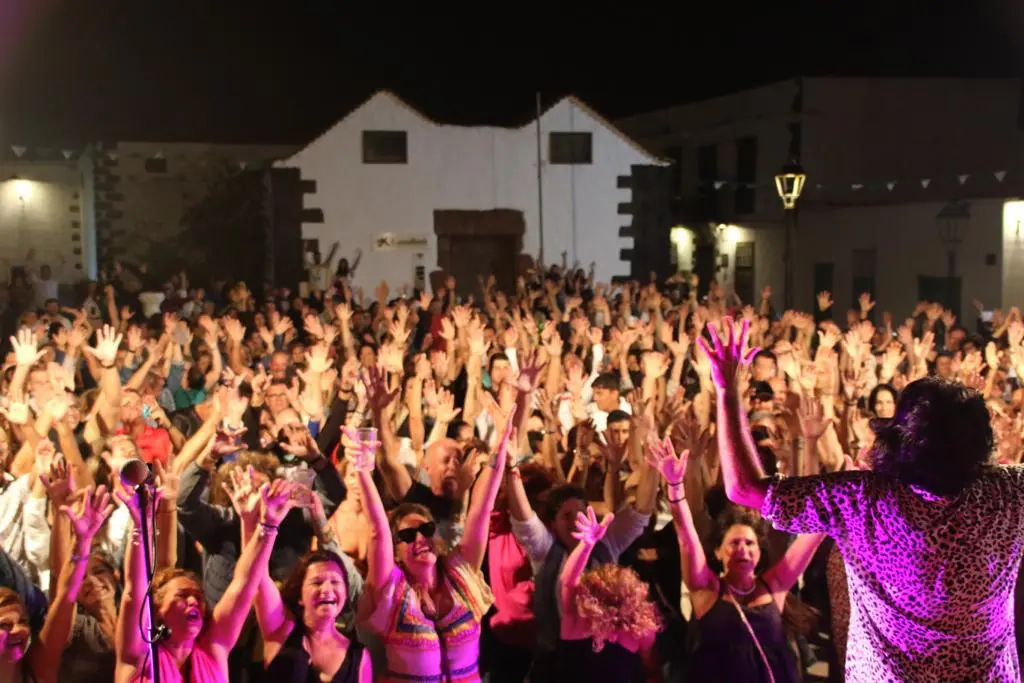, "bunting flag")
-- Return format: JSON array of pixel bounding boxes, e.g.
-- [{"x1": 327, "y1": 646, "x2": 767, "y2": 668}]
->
[
  {"x1": 11, "y1": 146, "x2": 25, "y2": 157},
  {"x1": 239, "y1": 161, "x2": 248, "y2": 170},
  {"x1": 107, "y1": 152, "x2": 119, "y2": 161},
  {"x1": 153, "y1": 151, "x2": 164, "y2": 159},
  {"x1": 61, "y1": 150, "x2": 73, "y2": 160},
  {"x1": 691, "y1": 168, "x2": 1016, "y2": 193}
]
